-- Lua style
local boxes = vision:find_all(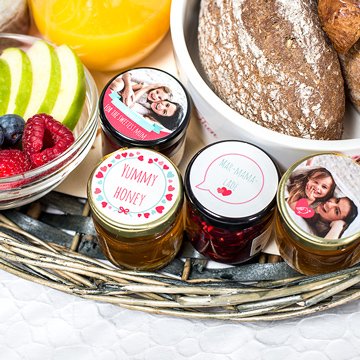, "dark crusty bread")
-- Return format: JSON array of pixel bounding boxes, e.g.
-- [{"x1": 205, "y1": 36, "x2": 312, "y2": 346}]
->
[
  {"x1": 318, "y1": 0, "x2": 360, "y2": 54},
  {"x1": 340, "y1": 42, "x2": 360, "y2": 112},
  {"x1": 198, "y1": 0, "x2": 345, "y2": 140}
]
